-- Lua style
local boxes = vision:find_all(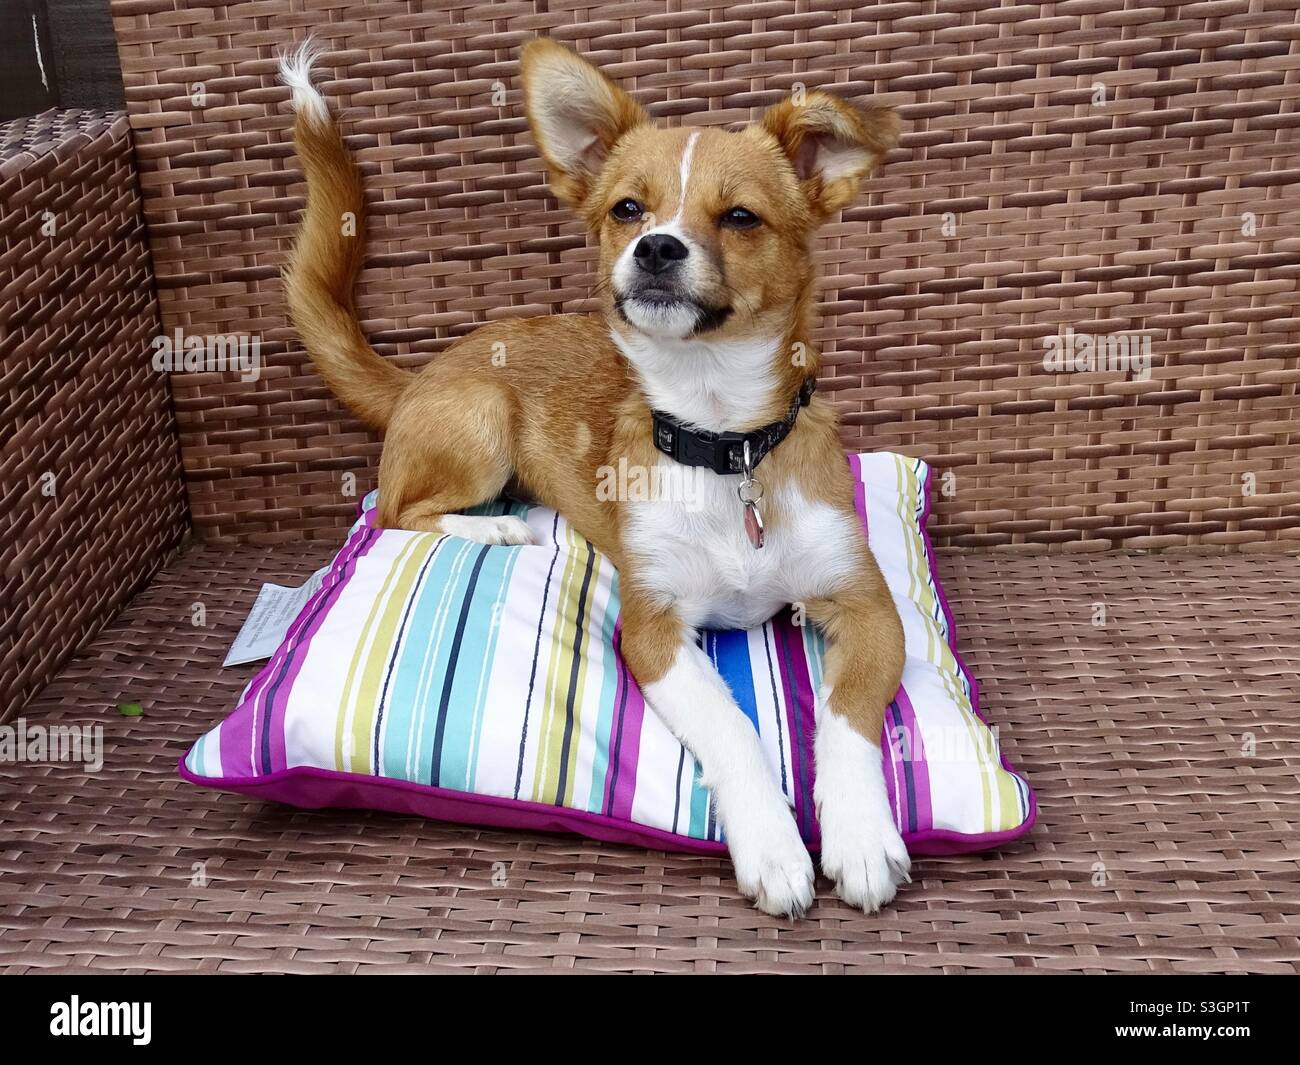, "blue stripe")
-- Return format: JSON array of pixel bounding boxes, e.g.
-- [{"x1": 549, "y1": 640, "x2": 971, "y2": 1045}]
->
[
  {"x1": 373, "y1": 538, "x2": 446, "y2": 773},
  {"x1": 430, "y1": 545, "x2": 493, "y2": 786}
]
